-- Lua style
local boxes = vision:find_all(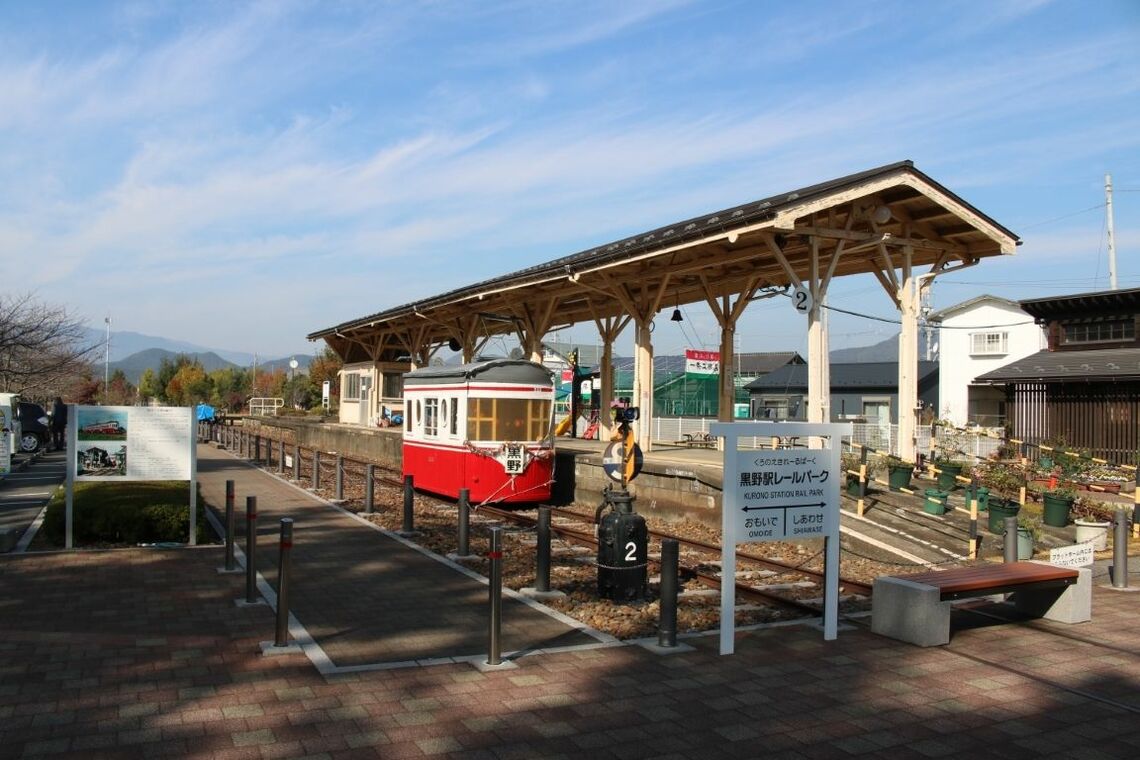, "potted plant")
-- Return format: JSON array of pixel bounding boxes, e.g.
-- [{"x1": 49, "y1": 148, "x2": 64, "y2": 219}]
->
[
  {"x1": 1041, "y1": 483, "x2": 1076, "y2": 528},
  {"x1": 930, "y1": 419, "x2": 971, "y2": 491},
  {"x1": 974, "y1": 459, "x2": 1025, "y2": 534},
  {"x1": 922, "y1": 486, "x2": 949, "y2": 515},
  {"x1": 1016, "y1": 514, "x2": 1042, "y2": 559},
  {"x1": 1073, "y1": 500, "x2": 1113, "y2": 551},
  {"x1": 885, "y1": 455, "x2": 913, "y2": 492}
]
